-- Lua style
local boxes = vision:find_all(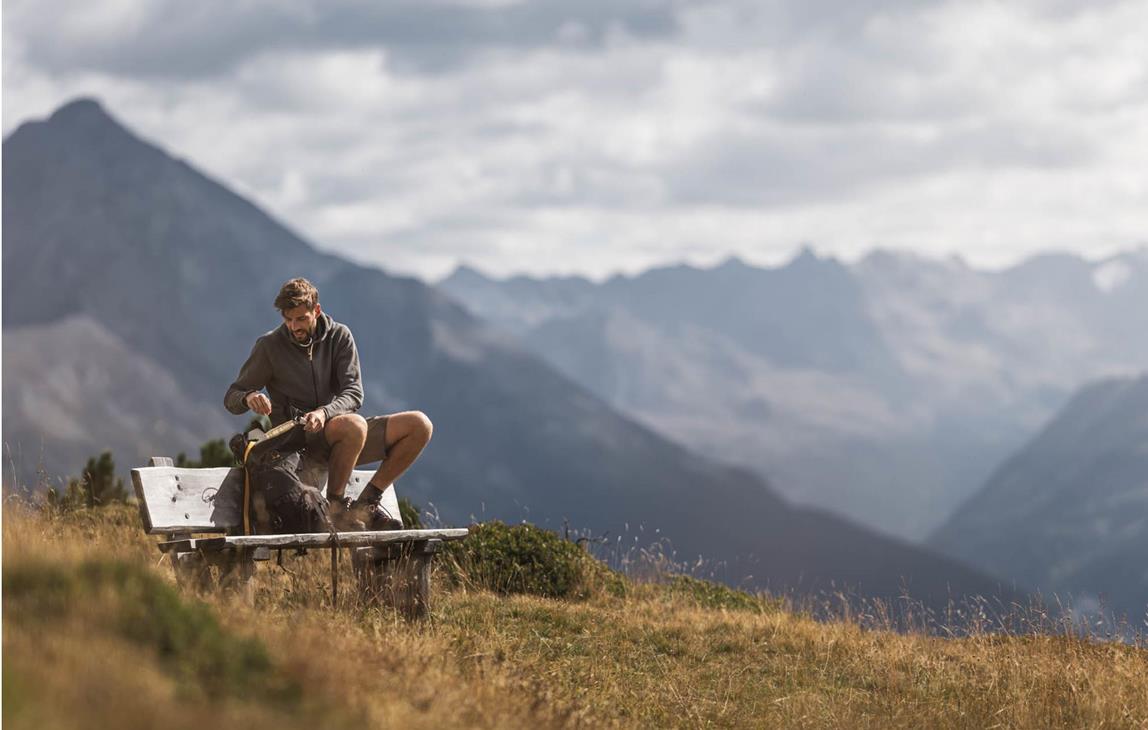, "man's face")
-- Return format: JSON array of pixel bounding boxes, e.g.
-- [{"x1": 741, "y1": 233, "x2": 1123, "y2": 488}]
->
[{"x1": 282, "y1": 303, "x2": 321, "y2": 343}]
